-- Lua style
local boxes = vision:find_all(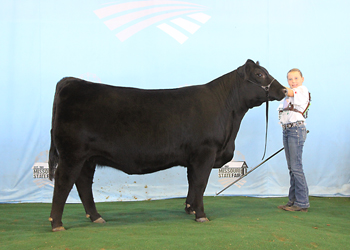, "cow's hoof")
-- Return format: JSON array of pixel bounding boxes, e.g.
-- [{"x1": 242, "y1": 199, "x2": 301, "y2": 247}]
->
[
  {"x1": 93, "y1": 217, "x2": 106, "y2": 223},
  {"x1": 52, "y1": 226, "x2": 66, "y2": 232},
  {"x1": 195, "y1": 217, "x2": 209, "y2": 222}
]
